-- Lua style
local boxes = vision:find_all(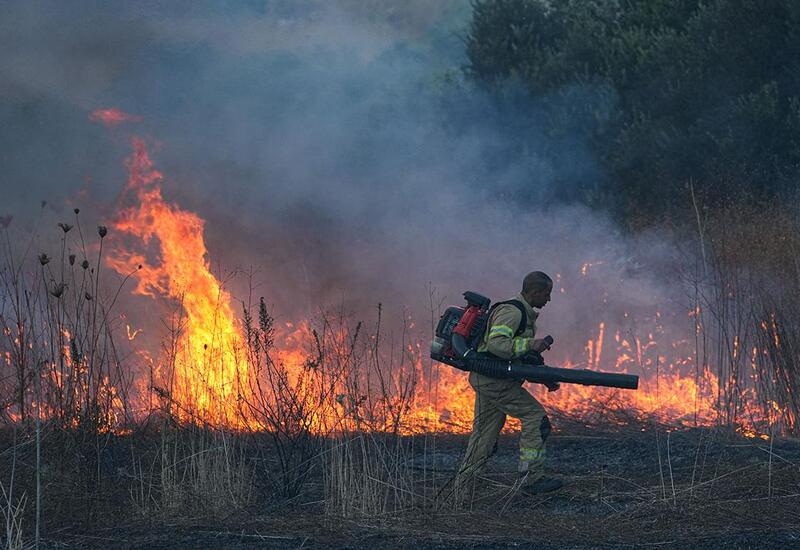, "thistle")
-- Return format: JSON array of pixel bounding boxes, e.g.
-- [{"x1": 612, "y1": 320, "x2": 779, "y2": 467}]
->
[
  {"x1": 58, "y1": 222, "x2": 73, "y2": 233},
  {"x1": 38, "y1": 253, "x2": 50, "y2": 265},
  {"x1": 81, "y1": 259, "x2": 89, "y2": 270},
  {"x1": 50, "y1": 282, "x2": 66, "y2": 298},
  {"x1": 69, "y1": 254, "x2": 76, "y2": 266},
  {"x1": 98, "y1": 225, "x2": 108, "y2": 238}
]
